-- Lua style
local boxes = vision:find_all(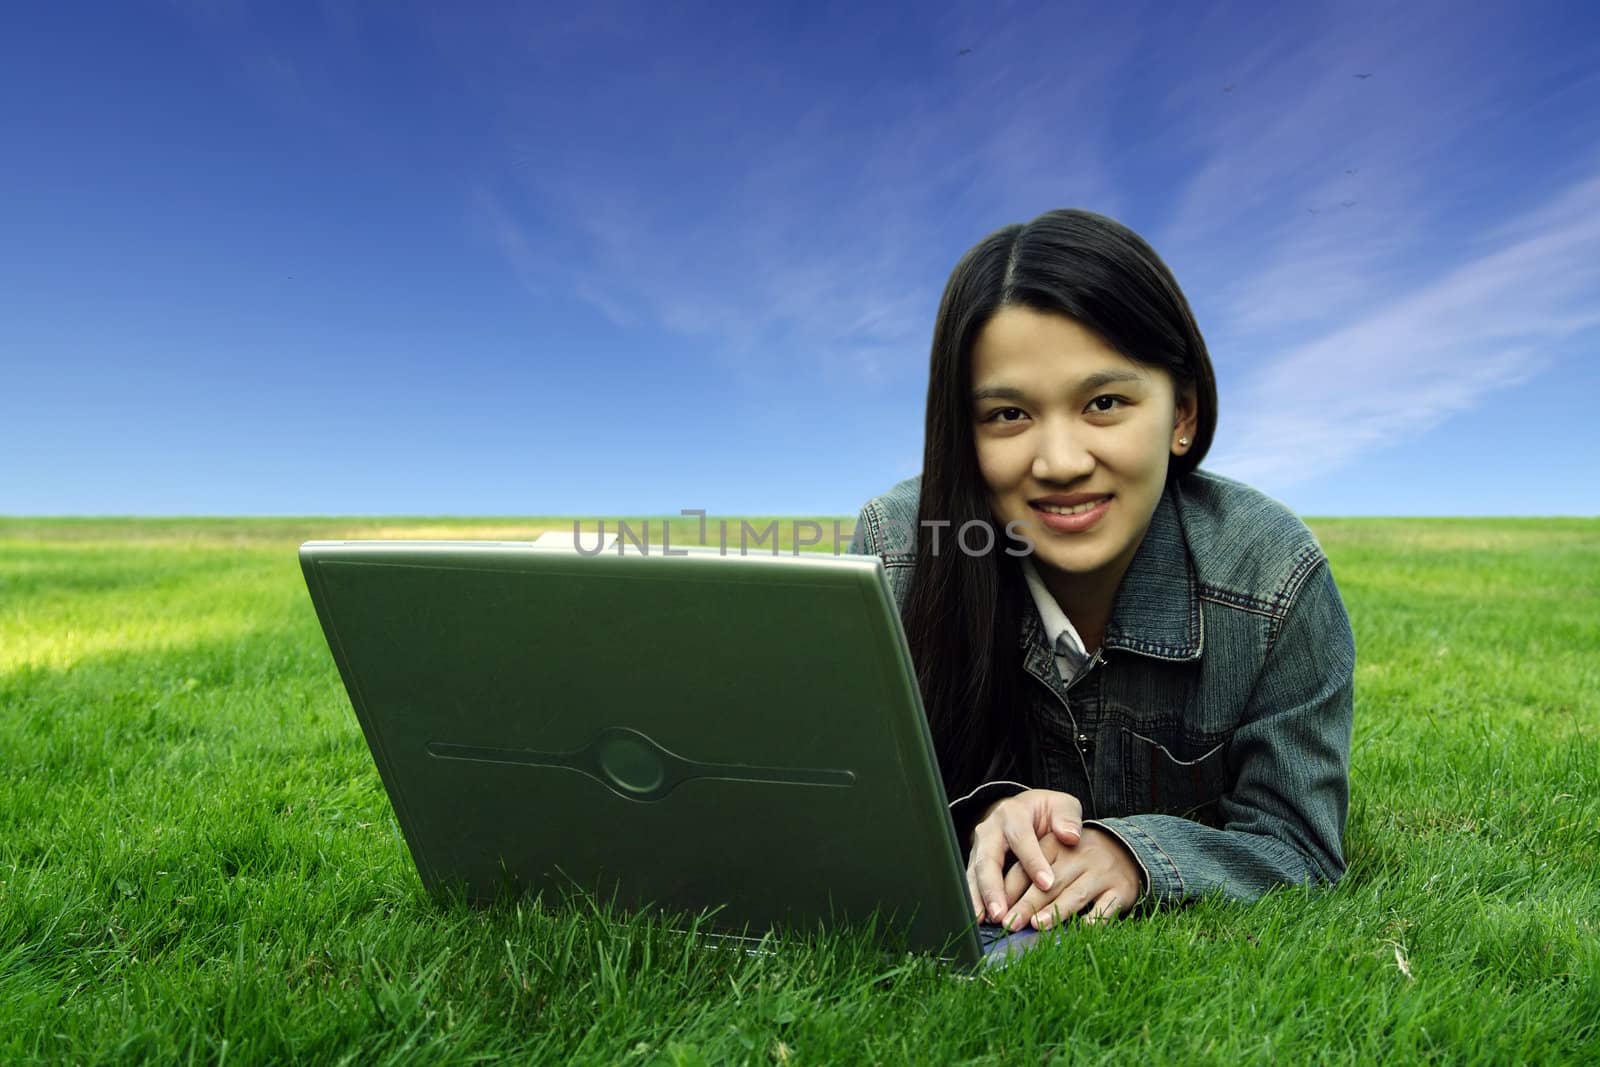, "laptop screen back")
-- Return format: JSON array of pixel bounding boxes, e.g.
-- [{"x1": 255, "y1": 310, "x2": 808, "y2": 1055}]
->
[{"x1": 298, "y1": 540, "x2": 982, "y2": 965}]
